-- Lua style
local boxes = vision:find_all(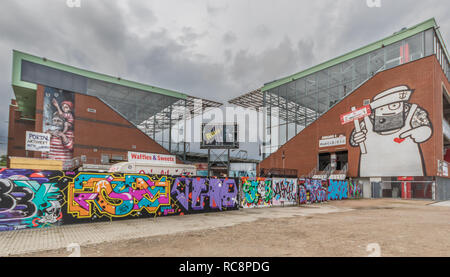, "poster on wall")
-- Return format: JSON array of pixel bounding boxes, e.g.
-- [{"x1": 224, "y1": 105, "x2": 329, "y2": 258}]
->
[
  {"x1": 41, "y1": 86, "x2": 75, "y2": 161},
  {"x1": 25, "y1": 131, "x2": 50, "y2": 152}
]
